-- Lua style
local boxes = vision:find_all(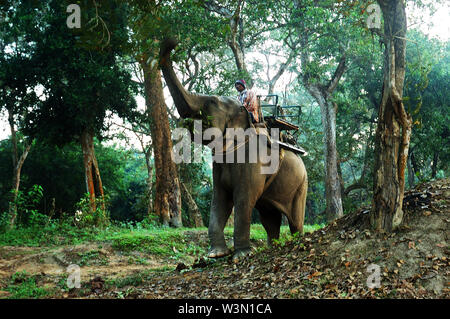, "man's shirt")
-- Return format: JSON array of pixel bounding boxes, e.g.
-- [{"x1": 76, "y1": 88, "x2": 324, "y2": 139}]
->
[{"x1": 238, "y1": 89, "x2": 259, "y2": 122}]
